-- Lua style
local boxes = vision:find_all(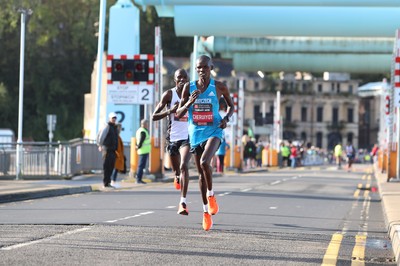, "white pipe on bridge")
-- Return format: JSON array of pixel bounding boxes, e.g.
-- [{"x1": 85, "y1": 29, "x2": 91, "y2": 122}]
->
[
  {"x1": 173, "y1": 6, "x2": 400, "y2": 37},
  {"x1": 199, "y1": 37, "x2": 394, "y2": 55},
  {"x1": 232, "y1": 53, "x2": 391, "y2": 73},
  {"x1": 135, "y1": 0, "x2": 400, "y2": 7}
]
